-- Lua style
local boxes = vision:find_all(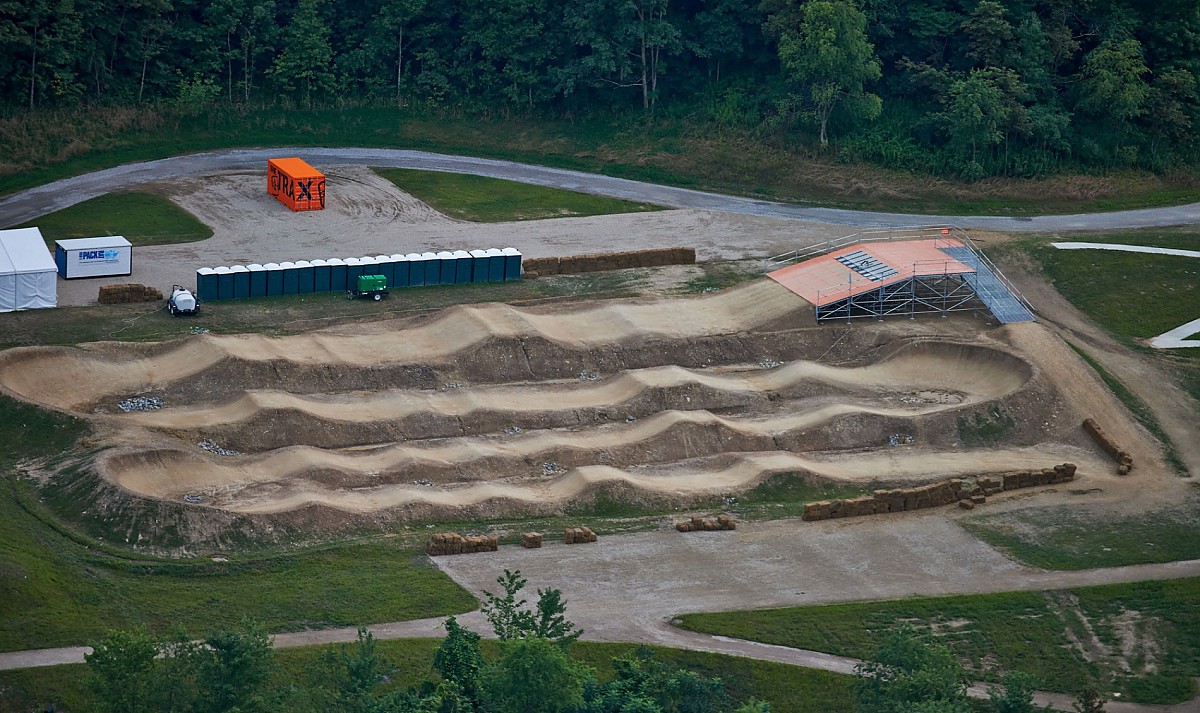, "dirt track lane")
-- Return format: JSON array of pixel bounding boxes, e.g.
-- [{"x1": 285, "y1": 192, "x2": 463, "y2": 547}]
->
[{"x1": 3, "y1": 147, "x2": 1200, "y2": 231}]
